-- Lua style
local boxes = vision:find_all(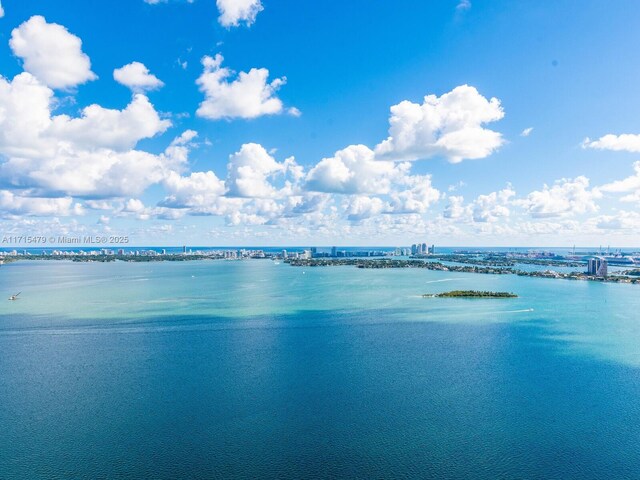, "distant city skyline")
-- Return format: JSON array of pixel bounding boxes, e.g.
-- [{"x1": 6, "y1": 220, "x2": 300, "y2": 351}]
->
[{"x1": 1, "y1": 1, "x2": 640, "y2": 246}]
